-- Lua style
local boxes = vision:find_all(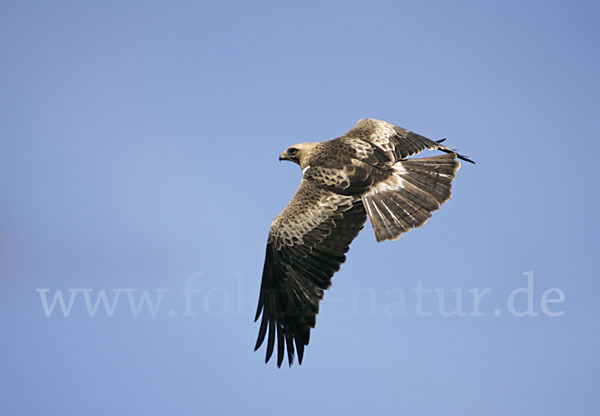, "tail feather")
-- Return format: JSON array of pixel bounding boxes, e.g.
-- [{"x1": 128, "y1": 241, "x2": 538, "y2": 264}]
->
[{"x1": 362, "y1": 153, "x2": 461, "y2": 242}]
